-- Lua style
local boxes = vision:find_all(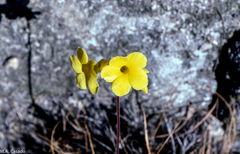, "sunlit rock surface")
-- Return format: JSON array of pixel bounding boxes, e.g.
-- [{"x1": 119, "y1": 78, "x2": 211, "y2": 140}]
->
[{"x1": 2, "y1": 0, "x2": 238, "y2": 103}]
